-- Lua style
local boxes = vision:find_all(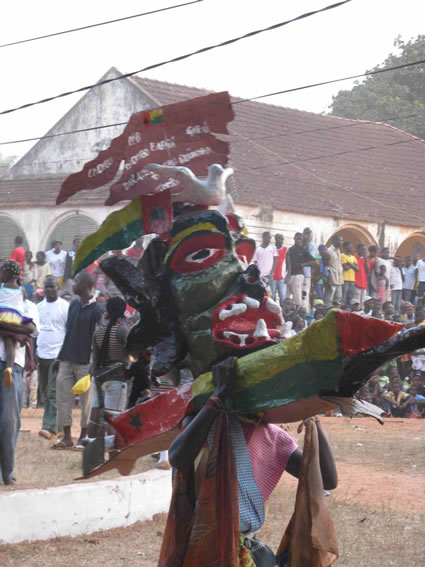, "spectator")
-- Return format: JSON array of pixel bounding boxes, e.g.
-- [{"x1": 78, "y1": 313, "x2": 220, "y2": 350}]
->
[
  {"x1": 367, "y1": 245, "x2": 379, "y2": 297},
  {"x1": 9, "y1": 236, "x2": 25, "y2": 272},
  {"x1": 350, "y1": 298, "x2": 360, "y2": 312},
  {"x1": 52, "y1": 272, "x2": 103, "y2": 449},
  {"x1": 252, "y1": 232, "x2": 278, "y2": 287},
  {"x1": 377, "y1": 248, "x2": 393, "y2": 301},
  {"x1": 270, "y1": 233, "x2": 287, "y2": 308},
  {"x1": 285, "y1": 233, "x2": 316, "y2": 308},
  {"x1": 409, "y1": 374, "x2": 425, "y2": 397},
  {"x1": 382, "y1": 378, "x2": 412, "y2": 417},
  {"x1": 402, "y1": 256, "x2": 416, "y2": 302},
  {"x1": 316, "y1": 245, "x2": 330, "y2": 299},
  {"x1": 88, "y1": 297, "x2": 130, "y2": 438},
  {"x1": 282, "y1": 297, "x2": 294, "y2": 320},
  {"x1": 365, "y1": 374, "x2": 383, "y2": 406},
  {"x1": 415, "y1": 254, "x2": 425, "y2": 308},
  {"x1": 126, "y1": 237, "x2": 144, "y2": 260},
  {"x1": 37, "y1": 276, "x2": 69, "y2": 441},
  {"x1": 359, "y1": 295, "x2": 374, "y2": 316},
  {"x1": 382, "y1": 301, "x2": 395, "y2": 321},
  {"x1": 376, "y1": 265, "x2": 389, "y2": 304},
  {"x1": 22, "y1": 297, "x2": 40, "y2": 411},
  {"x1": 371, "y1": 303, "x2": 384, "y2": 319},
  {"x1": 324, "y1": 234, "x2": 344, "y2": 305},
  {"x1": 406, "y1": 385, "x2": 425, "y2": 417},
  {"x1": 390, "y1": 256, "x2": 404, "y2": 315},
  {"x1": 63, "y1": 236, "x2": 82, "y2": 294},
  {"x1": 341, "y1": 241, "x2": 358, "y2": 307},
  {"x1": 23, "y1": 250, "x2": 36, "y2": 299},
  {"x1": 33, "y1": 251, "x2": 52, "y2": 290},
  {"x1": 0, "y1": 284, "x2": 37, "y2": 485},
  {"x1": 354, "y1": 243, "x2": 369, "y2": 308},
  {"x1": 46, "y1": 241, "x2": 67, "y2": 288},
  {"x1": 302, "y1": 227, "x2": 316, "y2": 311},
  {"x1": 400, "y1": 303, "x2": 415, "y2": 325}
]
